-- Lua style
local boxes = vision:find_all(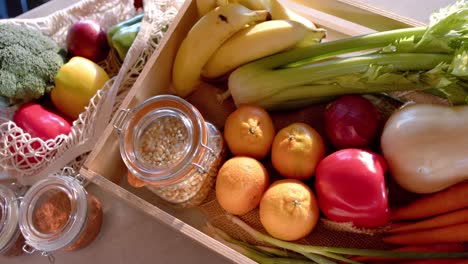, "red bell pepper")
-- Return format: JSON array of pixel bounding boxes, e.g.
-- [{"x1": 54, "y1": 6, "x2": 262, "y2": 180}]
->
[
  {"x1": 315, "y1": 148, "x2": 390, "y2": 228},
  {"x1": 11, "y1": 103, "x2": 72, "y2": 166},
  {"x1": 13, "y1": 102, "x2": 72, "y2": 141}
]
